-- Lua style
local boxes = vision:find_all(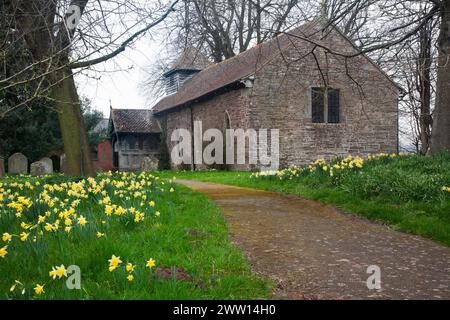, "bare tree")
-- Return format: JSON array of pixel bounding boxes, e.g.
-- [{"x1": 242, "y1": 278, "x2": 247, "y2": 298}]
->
[
  {"x1": 323, "y1": 0, "x2": 449, "y2": 154},
  {"x1": 0, "y1": 0, "x2": 178, "y2": 175}
]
